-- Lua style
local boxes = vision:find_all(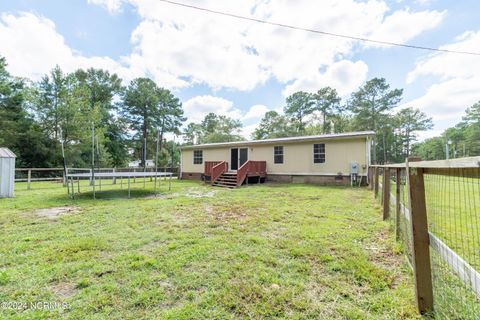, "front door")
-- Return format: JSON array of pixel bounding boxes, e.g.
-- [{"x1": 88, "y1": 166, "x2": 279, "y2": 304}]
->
[
  {"x1": 231, "y1": 148, "x2": 239, "y2": 170},
  {"x1": 230, "y1": 148, "x2": 248, "y2": 170},
  {"x1": 239, "y1": 148, "x2": 248, "y2": 167}
]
